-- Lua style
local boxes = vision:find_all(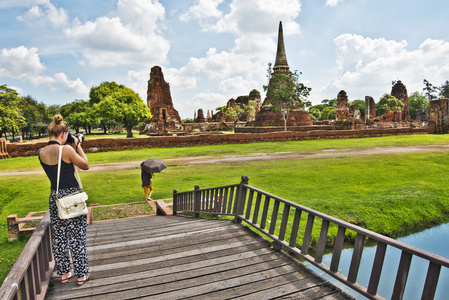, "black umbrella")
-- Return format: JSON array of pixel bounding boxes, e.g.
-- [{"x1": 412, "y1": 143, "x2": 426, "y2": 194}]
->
[{"x1": 141, "y1": 158, "x2": 166, "y2": 173}]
